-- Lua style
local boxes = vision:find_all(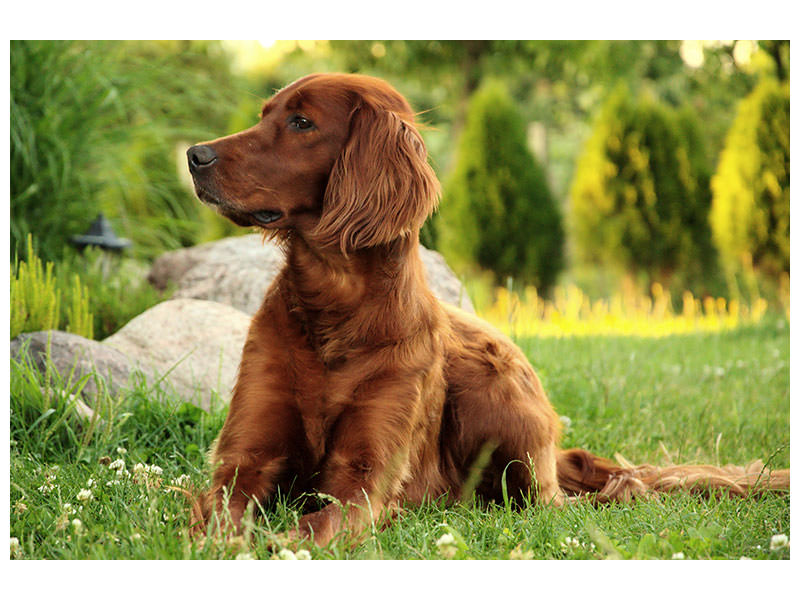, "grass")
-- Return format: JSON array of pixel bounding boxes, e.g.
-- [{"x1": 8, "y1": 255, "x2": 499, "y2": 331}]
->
[
  {"x1": 11, "y1": 41, "x2": 245, "y2": 263},
  {"x1": 9, "y1": 319, "x2": 789, "y2": 560}
]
